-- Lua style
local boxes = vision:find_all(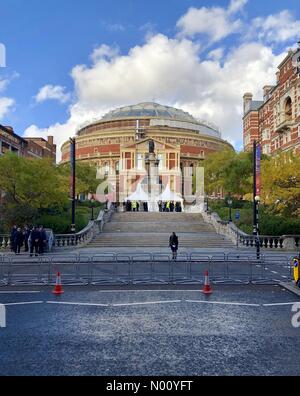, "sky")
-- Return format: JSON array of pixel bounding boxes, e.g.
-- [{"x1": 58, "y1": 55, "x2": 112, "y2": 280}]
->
[{"x1": 0, "y1": 0, "x2": 300, "y2": 160}]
